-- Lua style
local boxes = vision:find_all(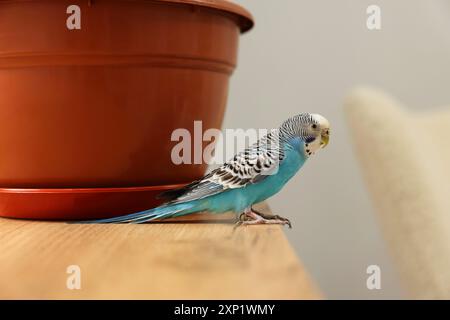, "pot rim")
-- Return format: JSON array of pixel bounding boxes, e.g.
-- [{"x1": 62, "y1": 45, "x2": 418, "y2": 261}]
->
[
  {"x1": 1, "y1": 0, "x2": 254, "y2": 33},
  {"x1": 154, "y1": 0, "x2": 254, "y2": 33}
]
